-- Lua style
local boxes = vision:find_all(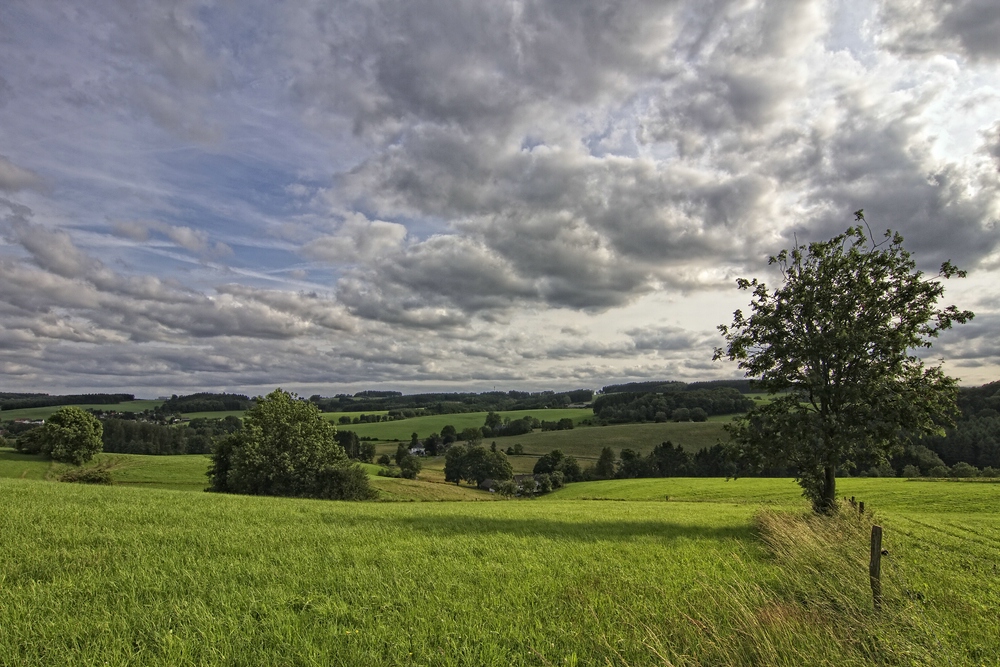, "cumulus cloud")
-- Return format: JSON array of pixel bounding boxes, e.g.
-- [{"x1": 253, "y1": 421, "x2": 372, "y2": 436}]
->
[
  {"x1": 304, "y1": 214, "x2": 407, "y2": 263},
  {"x1": 0, "y1": 0, "x2": 997, "y2": 391}
]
